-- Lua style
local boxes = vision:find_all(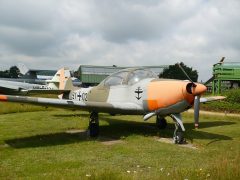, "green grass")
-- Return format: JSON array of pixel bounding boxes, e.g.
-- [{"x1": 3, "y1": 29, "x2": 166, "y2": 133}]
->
[
  {"x1": 0, "y1": 105, "x2": 240, "y2": 179},
  {"x1": 0, "y1": 93, "x2": 58, "y2": 114},
  {"x1": 0, "y1": 102, "x2": 52, "y2": 114}
]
